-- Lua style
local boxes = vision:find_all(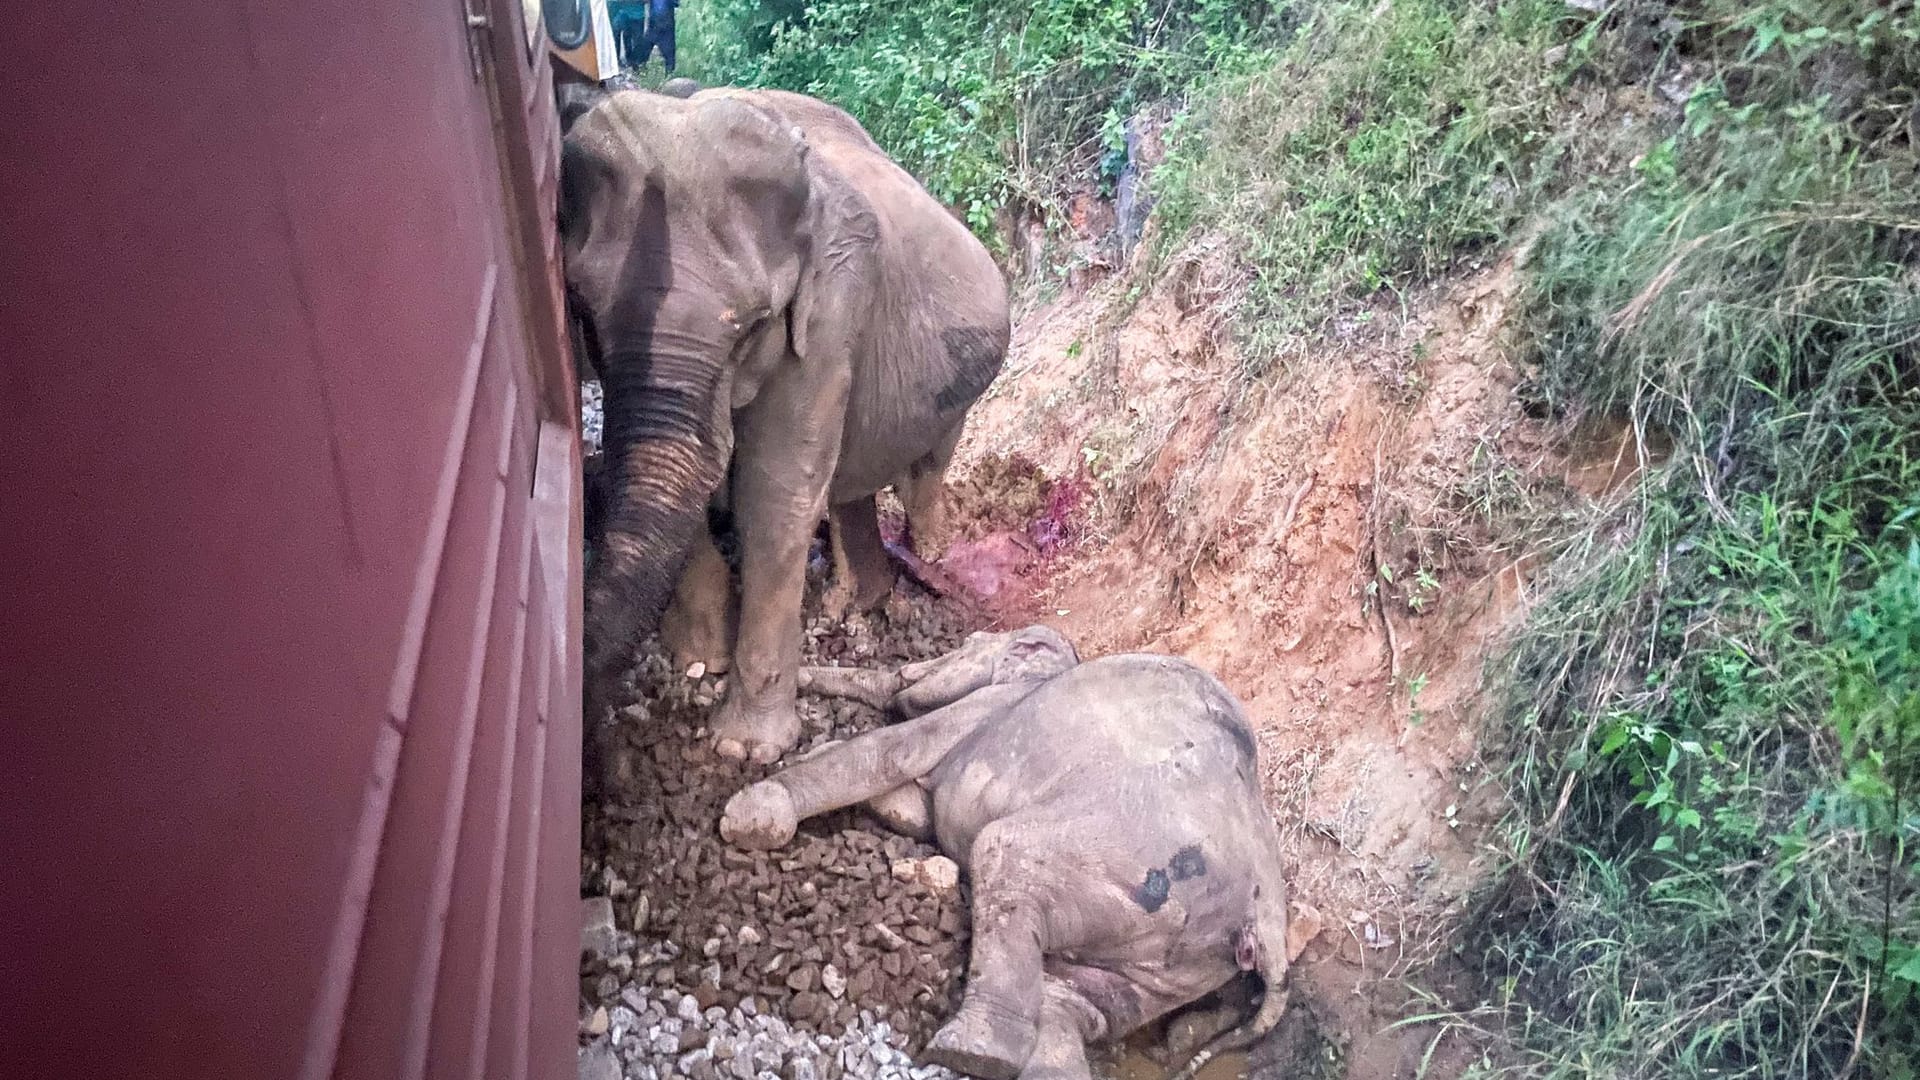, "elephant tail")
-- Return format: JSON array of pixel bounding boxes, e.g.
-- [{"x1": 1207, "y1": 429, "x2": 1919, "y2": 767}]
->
[{"x1": 1165, "y1": 880, "x2": 1291, "y2": 1080}]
